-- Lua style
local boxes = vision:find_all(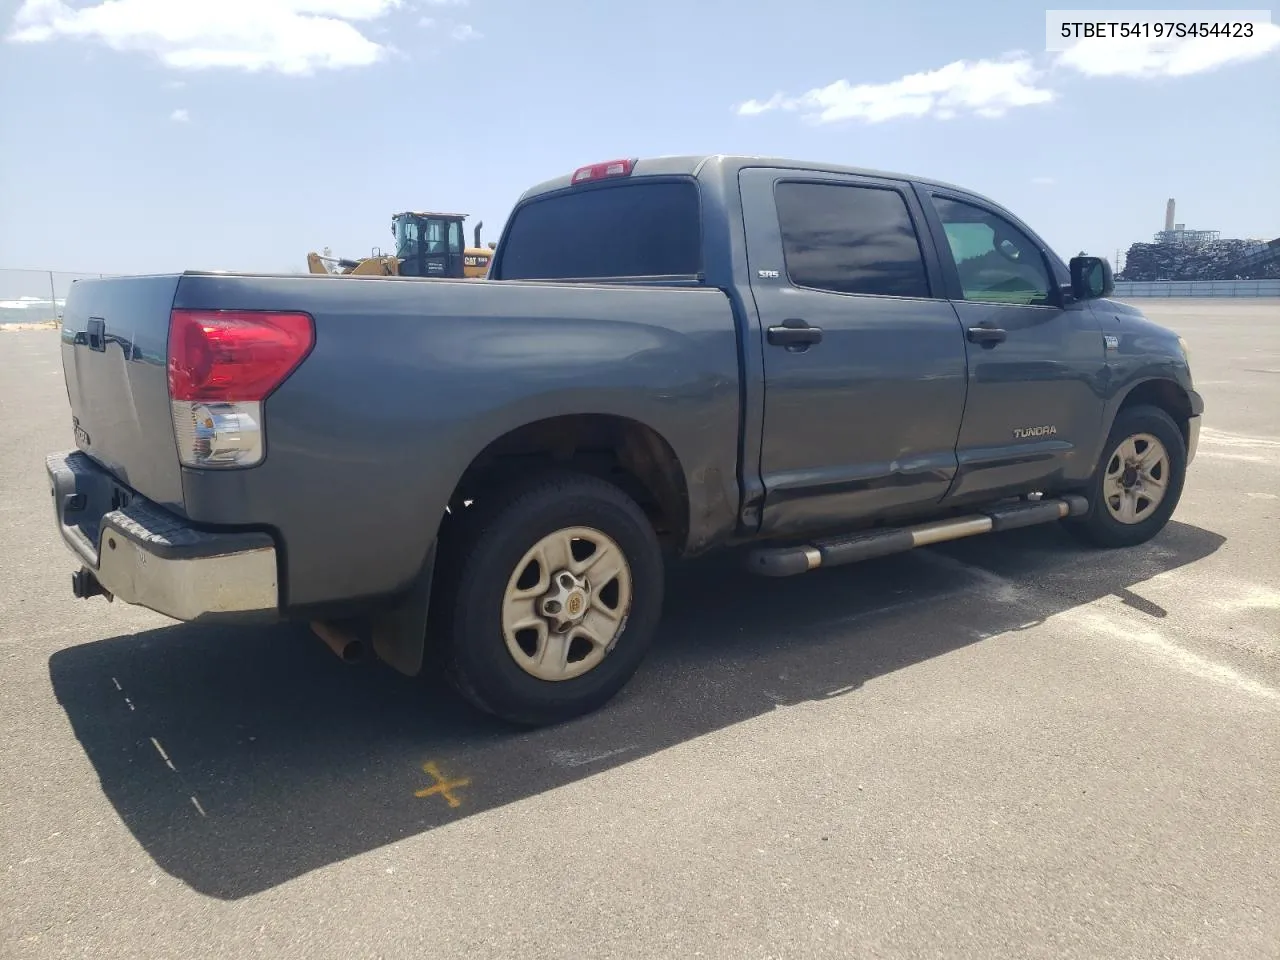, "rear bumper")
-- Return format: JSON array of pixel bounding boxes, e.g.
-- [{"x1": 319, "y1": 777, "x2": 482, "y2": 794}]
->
[{"x1": 46, "y1": 450, "x2": 280, "y2": 622}]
